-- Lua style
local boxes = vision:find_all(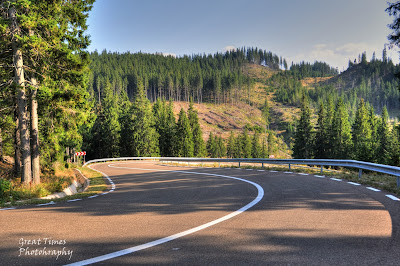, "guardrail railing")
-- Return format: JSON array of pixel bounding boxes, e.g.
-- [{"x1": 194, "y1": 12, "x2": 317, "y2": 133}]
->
[{"x1": 83, "y1": 157, "x2": 400, "y2": 187}]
